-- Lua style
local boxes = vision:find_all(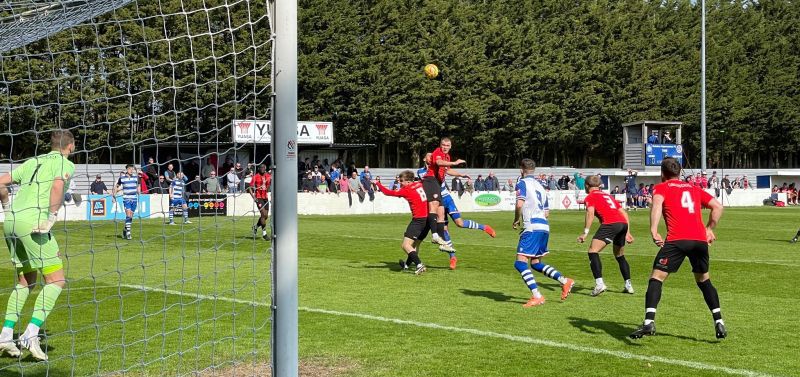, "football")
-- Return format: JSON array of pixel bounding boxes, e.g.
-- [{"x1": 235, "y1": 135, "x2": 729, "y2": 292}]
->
[{"x1": 424, "y1": 64, "x2": 439, "y2": 79}]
